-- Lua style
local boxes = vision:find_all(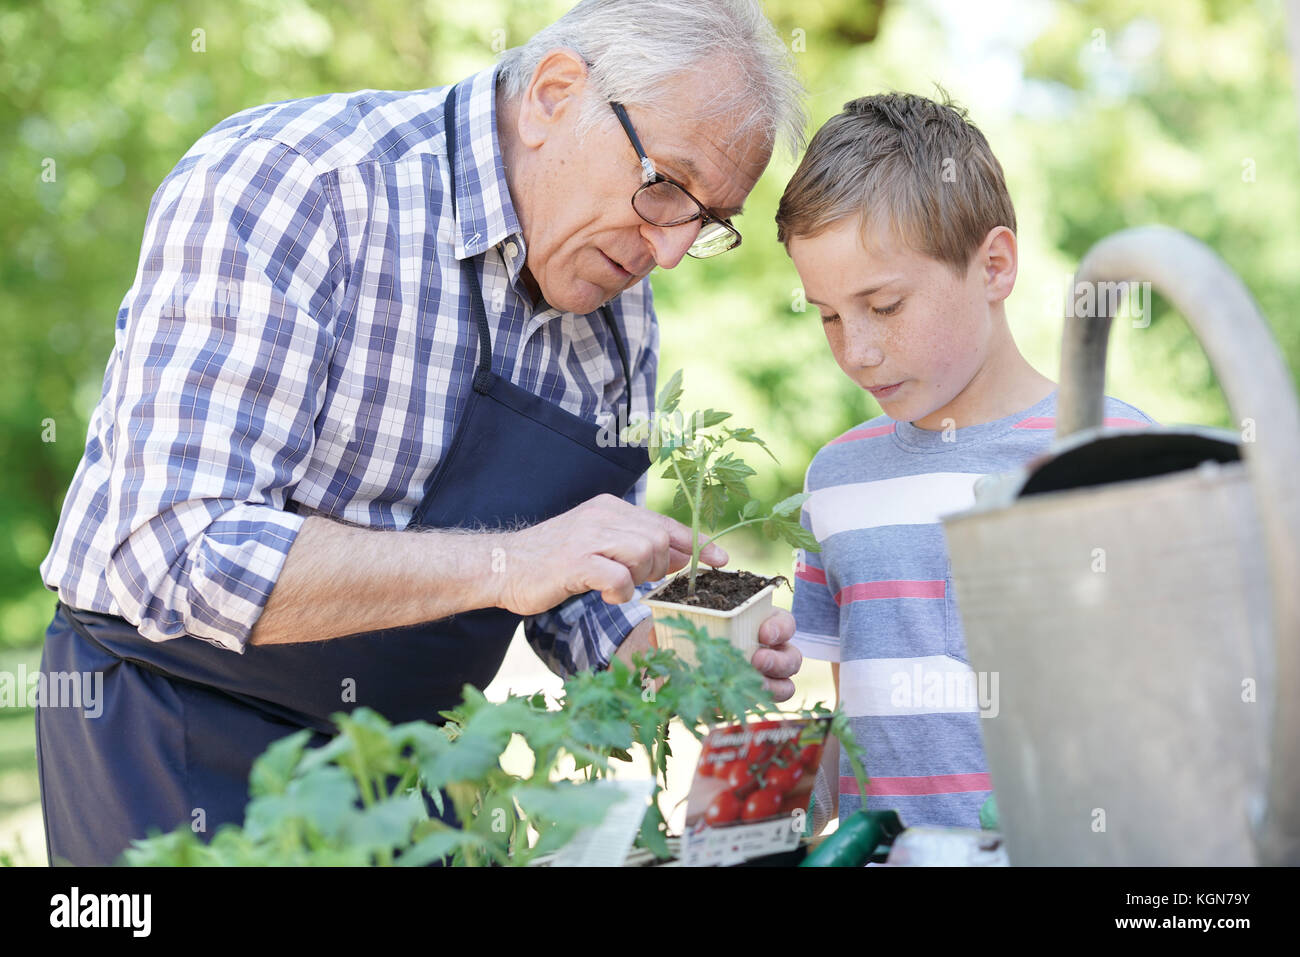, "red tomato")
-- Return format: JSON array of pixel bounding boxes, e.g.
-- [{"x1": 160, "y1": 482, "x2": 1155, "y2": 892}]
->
[
  {"x1": 743, "y1": 741, "x2": 775, "y2": 764},
  {"x1": 799, "y1": 744, "x2": 822, "y2": 770},
  {"x1": 706, "y1": 790, "x2": 742, "y2": 826},
  {"x1": 724, "y1": 760, "x2": 757, "y2": 797},
  {"x1": 742, "y1": 787, "x2": 785, "y2": 822},
  {"x1": 697, "y1": 755, "x2": 718, "y2": 777},
  {"x1": 766, "y1": 761, "x2": 804, "y2": 793}
]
